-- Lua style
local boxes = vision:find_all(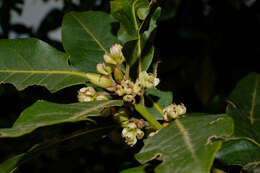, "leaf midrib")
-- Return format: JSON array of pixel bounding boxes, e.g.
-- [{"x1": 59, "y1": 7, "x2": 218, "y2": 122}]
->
[{"x1": 0, "y1": 69, "x2": 88, "y2": 79}]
